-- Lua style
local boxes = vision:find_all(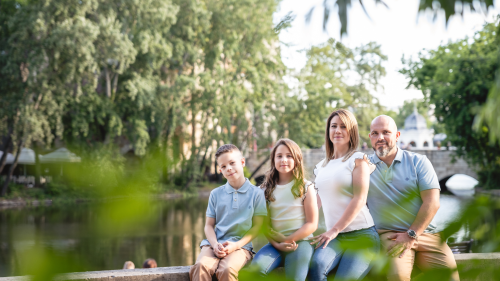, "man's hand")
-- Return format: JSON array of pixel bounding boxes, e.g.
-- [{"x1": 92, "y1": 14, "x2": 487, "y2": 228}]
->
[
  {"x1": 213, "y1": 243, "x2": 227, "y2": 258},
  {"x1": 222, "y1": 241, "x2": 240, "y2": 255},
  {"x1": 274, "y1": 241, "x2": 298, "y2": 252},
  {"x1": 386, "y1": 233, "x2": 416, "y2": 258},
  {"x1": 268, "y1": 228, "x2": 287, "y2": 243},
  {"x1": 311, "y1": 228, "x2": 339, "y2": 249}
]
